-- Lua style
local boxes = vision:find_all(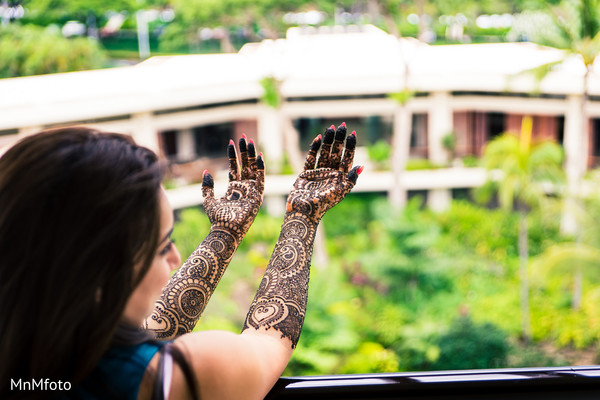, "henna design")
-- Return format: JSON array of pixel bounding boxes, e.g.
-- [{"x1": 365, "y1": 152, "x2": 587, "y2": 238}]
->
[
  {"x1": 243, "y1": 123, "x2": 362, "y2": 348},
  {"x1": 316, "y1": 125, "x2": 335, "y2": 169},
  {"x1": 146, "y1": 137, "x2": 264, "y2": 339},
  {"x1": 303, "y1": 135, "x2": 322, "y2": 171}
]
